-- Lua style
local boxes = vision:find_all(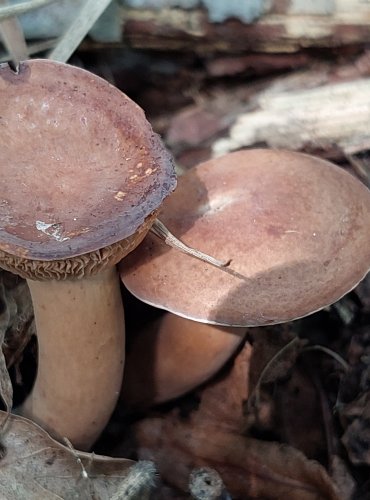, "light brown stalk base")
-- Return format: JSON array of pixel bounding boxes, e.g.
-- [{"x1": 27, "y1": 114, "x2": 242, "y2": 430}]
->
[{"x1": 21, "y1": 267, "x2": 125, "y2": 450}]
